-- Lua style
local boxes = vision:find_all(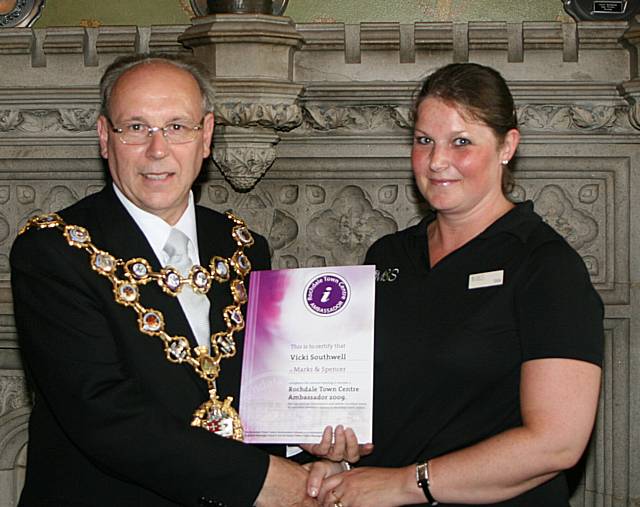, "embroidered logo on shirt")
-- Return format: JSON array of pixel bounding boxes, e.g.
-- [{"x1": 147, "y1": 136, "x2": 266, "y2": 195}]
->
[
  {"x1": 468, "y1": 270, "x2": 504, "y2": 289},
  {"x1": 375, "y1": 268, "x2": 399, "y2": 282}
]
